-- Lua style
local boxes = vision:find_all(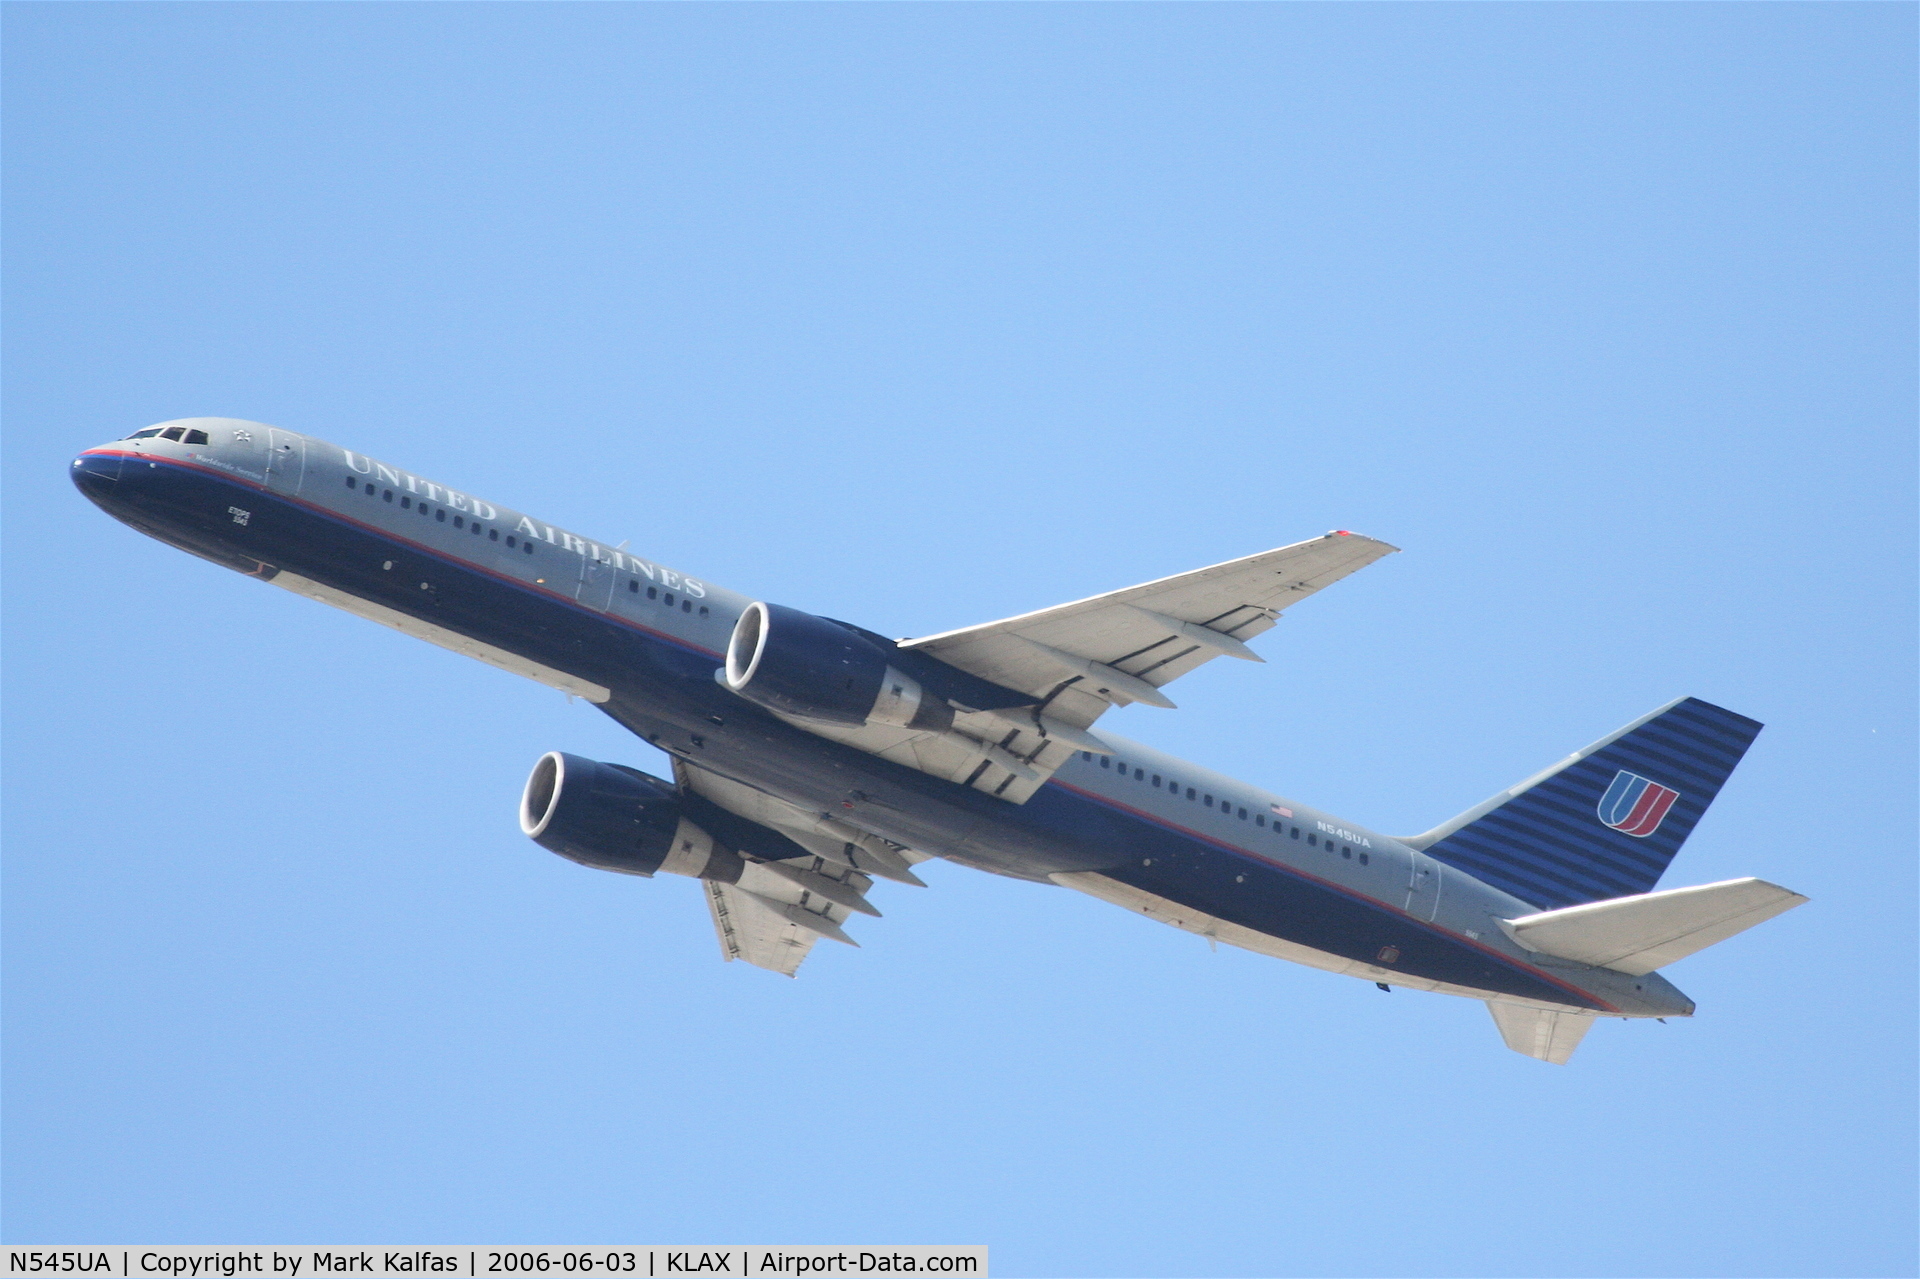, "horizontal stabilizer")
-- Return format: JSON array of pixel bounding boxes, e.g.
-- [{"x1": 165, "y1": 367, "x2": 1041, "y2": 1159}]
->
[
  {"x1": 1500, "y1": 877, "x2": 1806, "y2": 975},
  {"x1": 1488, "y1": 1002, "x2": 1595, "y2": 1065}
]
